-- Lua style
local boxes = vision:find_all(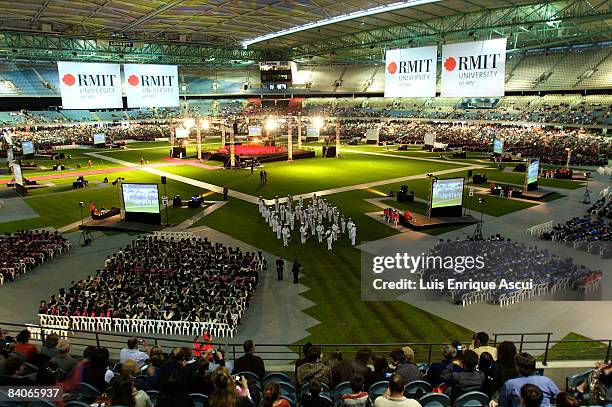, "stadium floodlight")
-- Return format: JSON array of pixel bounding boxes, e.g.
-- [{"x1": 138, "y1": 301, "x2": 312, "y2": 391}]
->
[
  {"x1": 312, "y1": 116, "x2": 325, "y2": 129},
  {"x1": 201, "y1": 119, "x2": 210, "y2": 130},
  {"x1": 241, "y1": 0, "x2": 441, "y2": 48},
  {"x1": 182, "y1": 118, "x2": 195, "y2": 129},
  {"x1": 265, "y1": 117, "x2": 278, "y2": 131}
]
